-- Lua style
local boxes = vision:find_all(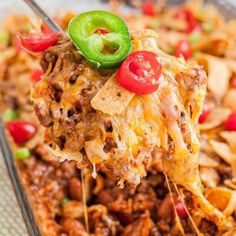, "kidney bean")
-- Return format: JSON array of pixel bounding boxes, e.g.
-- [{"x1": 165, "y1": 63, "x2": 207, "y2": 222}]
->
[
  {"x1": 157, "y1": 195, "x2": 173, "y2": 220},
  {"x1": 69, "y1": 177, "x2": 82, "y2": 201},
  {"x1": 61, "y1": 218, "x2": 85, "y2": 236}
]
